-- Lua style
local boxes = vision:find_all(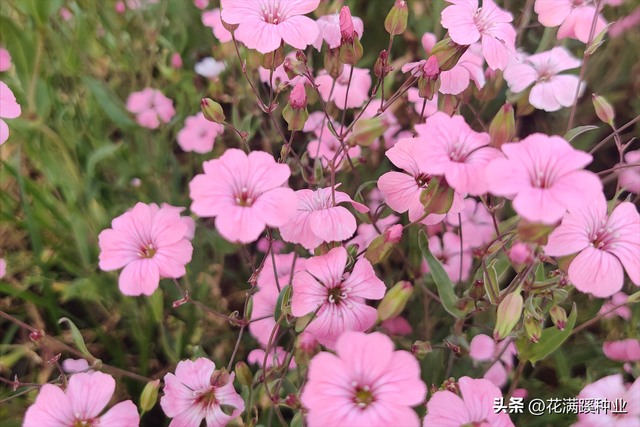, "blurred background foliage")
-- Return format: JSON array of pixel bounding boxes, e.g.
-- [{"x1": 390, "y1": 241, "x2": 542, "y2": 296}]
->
[{"x1": 0, "y1": 0, "x2": 639, "y2": 426}]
